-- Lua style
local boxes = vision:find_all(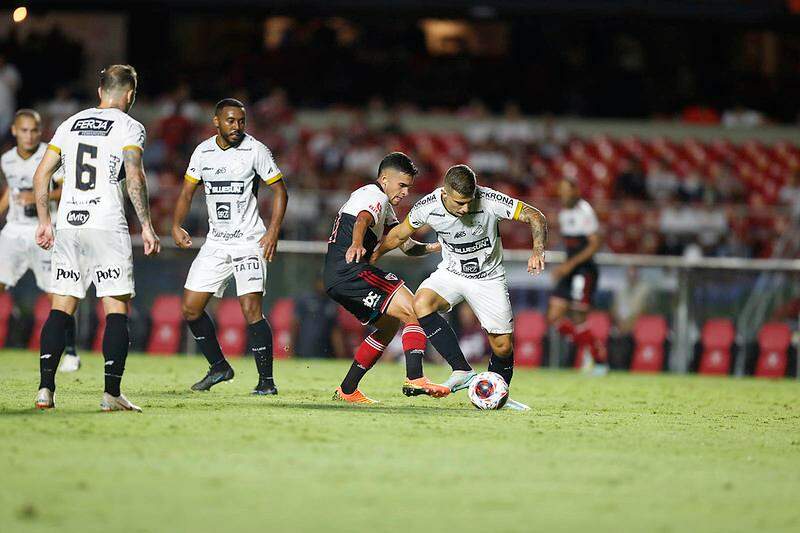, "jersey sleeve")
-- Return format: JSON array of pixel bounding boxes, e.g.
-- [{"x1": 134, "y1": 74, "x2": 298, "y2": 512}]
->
[
  {"x1": 406, "y1": 196, "x2": 431, "y2": 229},
  {"x1": 385, "y1": 205, "x2": 400, "y2": 229},
  {"x1": 579, "y1": 201, "x2": 600, "y2": 234},
  {"x1": 480, "y1": 187, "x2": 522, "y2": 221},
  {"x1": 51, "y1": 163, "x2": 65, "y2": 185},
  {"x1": 48, "y1": 121, "x2": 70, "y2": 154},
  {"x1": 122, "y1": 119, "x2": 146, "y2": 153},
  {"x1": 184, "y1": 146, "x2": 203, "y2": 183},
  {"x1": 255, "y1": 143, "x2": 283, "y2": 185},
  {"x1": 342, "y1": 186, "x2": 386, "y2": 226}
]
